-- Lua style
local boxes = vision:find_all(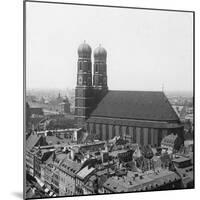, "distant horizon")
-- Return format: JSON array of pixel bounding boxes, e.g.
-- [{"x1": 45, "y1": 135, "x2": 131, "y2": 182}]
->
[{"x1": 26, "y1": 87, "x2": 194, "y2": 96}]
